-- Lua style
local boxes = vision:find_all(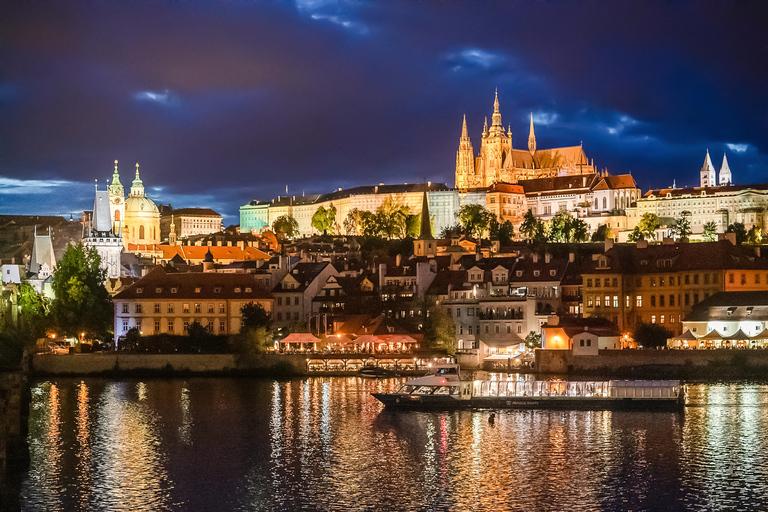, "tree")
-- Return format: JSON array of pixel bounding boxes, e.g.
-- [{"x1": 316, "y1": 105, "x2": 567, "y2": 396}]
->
[
  {"x1": 633, "y1": 322, "x2": 672, "y2": 348},
  {"x1": 520, "y1": 209, "x2": 547, "y2": 242},
  {"x1": 637, "y1": 213, "x2": 661, "y2": 241},
  {"x1": 456, "y1": 204, "x2": 493, "y2": 240},
  {"x1": 50, "y1": 243, "x2": 113, "y2": 339},
  {"x1": 272, "y1": 215, "x2": 299, "y2": 240},
  {"x1": 376, "y1": 196, "x2": 410, "y2": 239},
  {"x1": 524, "y1": 331, "x2": 541, "y2": 349},
  {"x1": 405, "y1": 213, "x2": 421, "y2": 238},
  {"x1": 703, "y1": 221, "x2": 718, "y2": 242},
  {"x1": 311, "y1": 204, "x2": 337, "y2": 235},
  {"x1": 490, "y1": 219, "x2": 515, "y2": 246},
  {"x1": 17, "y1": 282, "x2": 50, "y2": 336},
  {"x1": 344, "y1": 208, "x2": 365, "y2": 236},
  {"x1": 422, "y1": 305, "x2": 455, "y2": 355},
  {"x1": 747, "y1": 225, "x2": 763, "y2": 245},
  {"x1": 726, "y1": 222, "x2": 748, "y2": 244},
  {"x1": 240, "y1": 302, "x2": 272, "y2": 333},
  {"x1": 591, "y1": 224, "x2": 613, "y2": 242},
  {"x1": 546, "y1": 211, "x2": 589, "y2": 243},
  {"x1": 627, "y1": 226, "x2": 644, "y2": 243},
  {"x1": 670, "y1": 215, "x2": 692, "y2": 240}
]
